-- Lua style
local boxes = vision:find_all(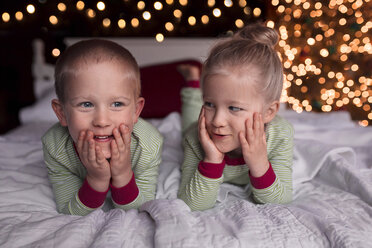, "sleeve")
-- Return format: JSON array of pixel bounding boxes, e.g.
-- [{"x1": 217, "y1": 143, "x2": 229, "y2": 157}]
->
[
  {"x1": 111, "y1": 135, "x2": 163, "y2": 210},
  {"x1": 42, "y1": 141, "x2": 107, "y2": 216},
  {"x1": 250, "y1": 120, "x2": 294, "y2": 204},
  {"x1": 177, "y1": 136, "x2": 225, "y2": 211},
  {"x1": 180, "y1": 86, "x2": 203, "y2": 135}
]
